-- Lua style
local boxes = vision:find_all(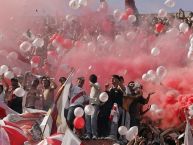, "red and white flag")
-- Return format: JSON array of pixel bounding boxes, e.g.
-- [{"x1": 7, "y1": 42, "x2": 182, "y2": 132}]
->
[
  {"x1": 40, "y1": 69, "x2": 82, "y2": 145},
  {"x1": 0, "y1": 120, "x2": 27, "y2": 145},
  {"x1": 37, "y1": 133, "x2": 64, "y2": 145},
  {"x1": 40, "y1": 71, "x2": 73, "y2": 136},
  {"x1": 184, "y1": 119, "x2": 193, "y2": 145},
  {"x1": 0, "y1": 102, "x2": 18, "y2": 119},
  {"x1": 61, "y1": 128, "x2": 82, "y2": 145}
]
